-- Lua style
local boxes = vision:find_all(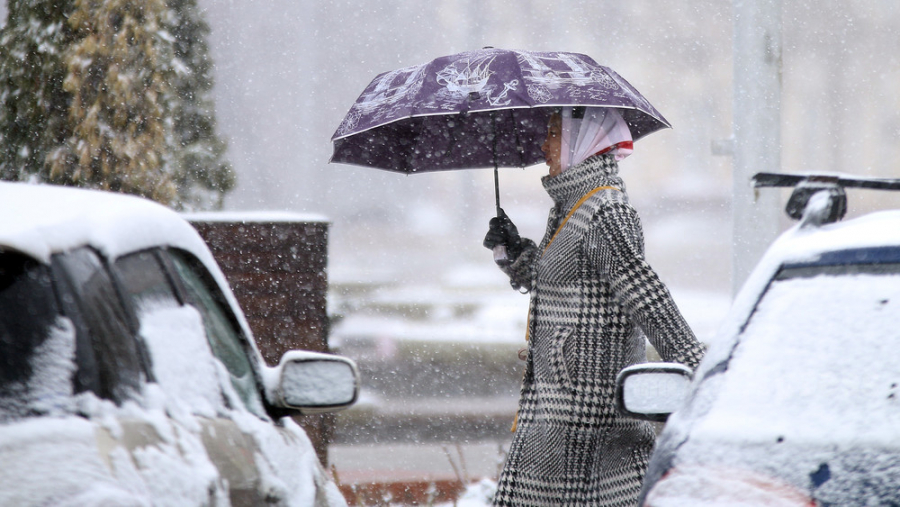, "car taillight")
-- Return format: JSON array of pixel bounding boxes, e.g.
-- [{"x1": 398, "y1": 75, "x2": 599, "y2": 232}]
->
[{"x1": 644, "y1": 466, "x2": 817, "y2": 507}]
